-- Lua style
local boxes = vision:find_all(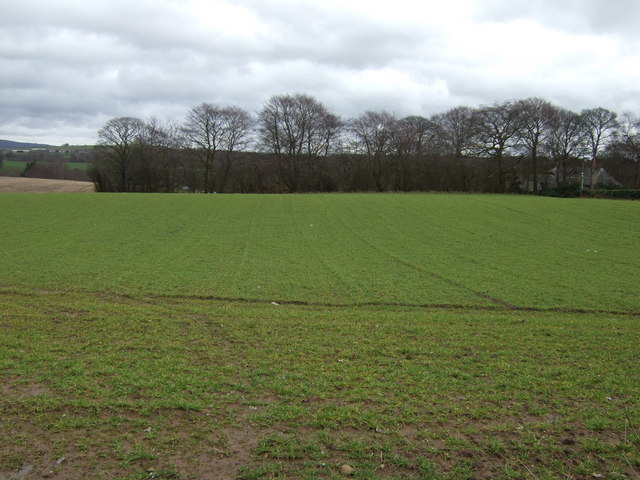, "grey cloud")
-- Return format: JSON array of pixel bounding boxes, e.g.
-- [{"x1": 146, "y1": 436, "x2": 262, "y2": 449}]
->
[
  {"x1": 471, "y1": 0, "x2": 640, "y2": 38},
  {"x1": 1, "y1": 0, "x2": 639, "y2": 144},
  {"x1": 231, "y1": 0, "x2": 439, "y2": 68}
]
